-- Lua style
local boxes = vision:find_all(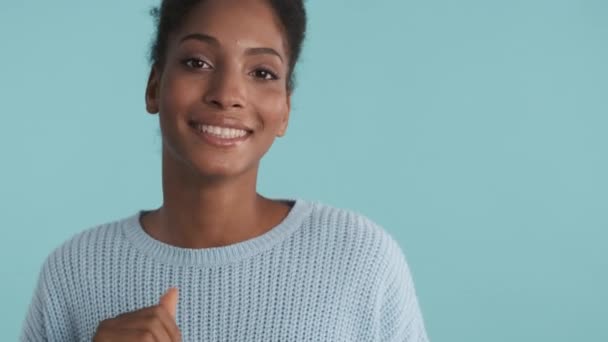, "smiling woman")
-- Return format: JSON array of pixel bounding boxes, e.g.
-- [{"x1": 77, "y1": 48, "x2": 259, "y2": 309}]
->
[{"x1": 19, "y1": 0, "x2": 428, "y2": 341}]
